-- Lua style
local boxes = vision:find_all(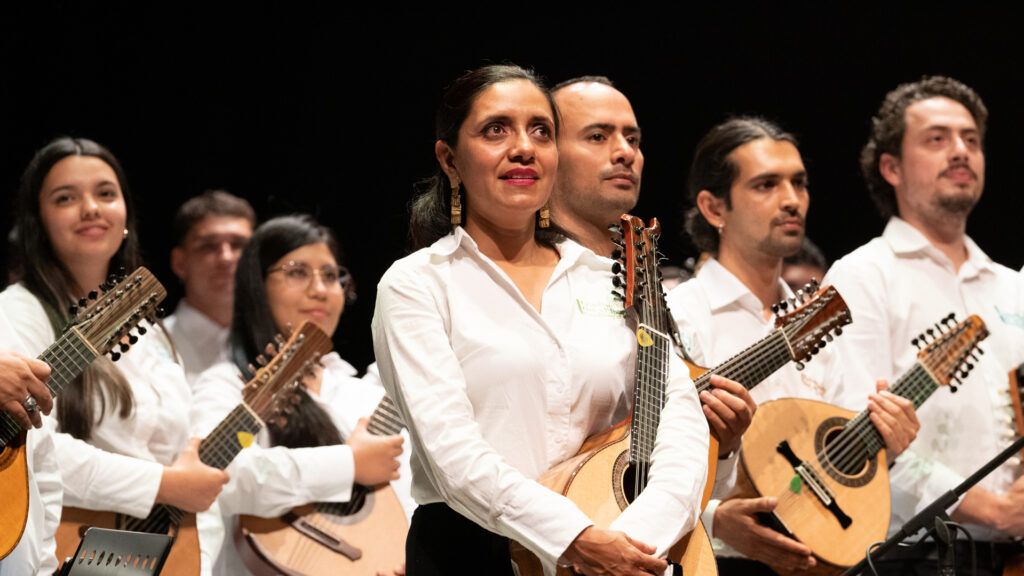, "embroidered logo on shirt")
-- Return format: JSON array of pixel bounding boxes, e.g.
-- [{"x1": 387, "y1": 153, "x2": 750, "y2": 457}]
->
[
  {"x1": 994, "y1": 306, "x2": 1024, "y2": 329},
  {"x1": 576, "y1": 298, "x2": 625, "y2": 318}
]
